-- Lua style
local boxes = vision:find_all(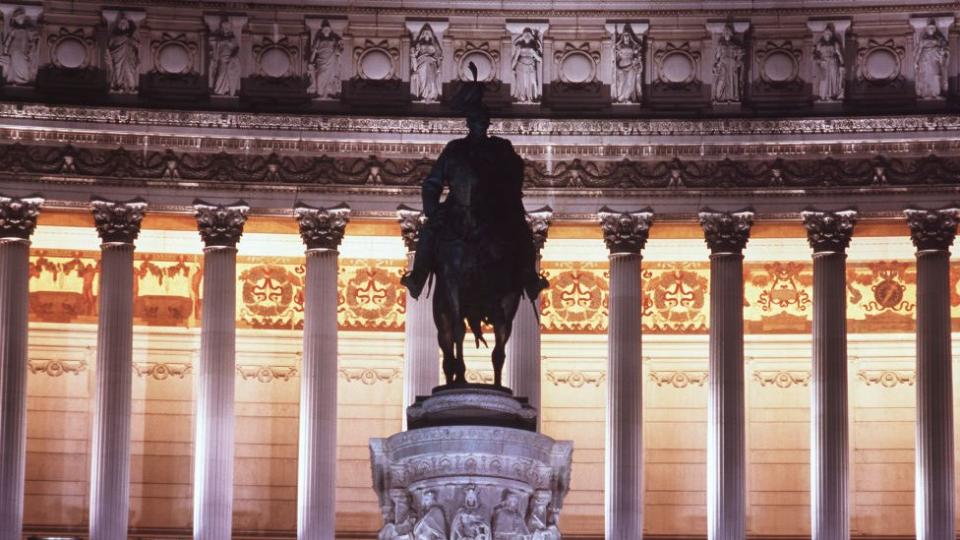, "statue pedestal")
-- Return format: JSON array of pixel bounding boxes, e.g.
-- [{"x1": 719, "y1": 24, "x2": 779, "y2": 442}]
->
[{"x1": 370, "y1": 385, "x2": 573, "y2": 539}]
